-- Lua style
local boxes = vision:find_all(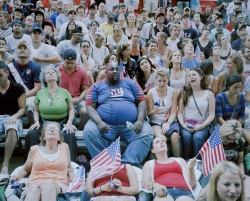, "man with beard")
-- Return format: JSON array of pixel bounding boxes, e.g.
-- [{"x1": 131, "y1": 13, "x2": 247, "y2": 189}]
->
[
  {"x1": 6, "y1": 20, "x2": 32, "y2": 59},
  {"x1": 100, "y1": 11, "x2": 114, "y2": 37},
  {"x1": 83, "y1": 61, "x2": 154, "y2": 168},
  {"x1": 29, "y1": 27, "x2": 60, "y2": 69},
  {"x1": 58, "y1": 8, "x2": 87, "y2": 38},
  {"x1": 7, "y1": 42, "x2": 41, "y2": 125},
  {"x1": 56, "y1": 27, "x2": 83, "y2": 59},
  {"x1": 208, "y1": 14, "x2": 231, "y2": 43}
]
